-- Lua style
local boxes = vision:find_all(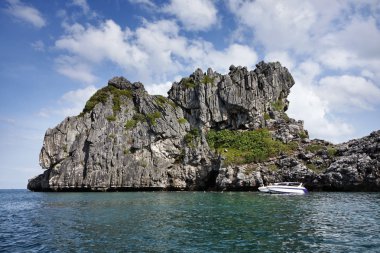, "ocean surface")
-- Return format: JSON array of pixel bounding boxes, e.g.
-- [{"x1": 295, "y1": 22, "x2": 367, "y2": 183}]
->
[{"x1": 1, "y1": 190, "x2": 379, "y2": 253}]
